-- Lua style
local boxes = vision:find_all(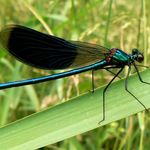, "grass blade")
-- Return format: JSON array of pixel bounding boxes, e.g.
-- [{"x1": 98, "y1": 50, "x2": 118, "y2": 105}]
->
[{"x1": 0, "y1": 69, "x2": 150, "y2": 149}]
